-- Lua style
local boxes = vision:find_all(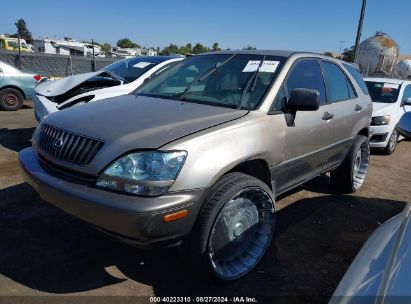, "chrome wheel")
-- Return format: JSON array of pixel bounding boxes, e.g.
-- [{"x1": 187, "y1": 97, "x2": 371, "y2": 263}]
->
[
  {"x1": 352, "y1": 140, "x2": 370, "y2": 191},
  {"x1": 207, "y1": 187, "x2": 275, "y2": 280}
]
